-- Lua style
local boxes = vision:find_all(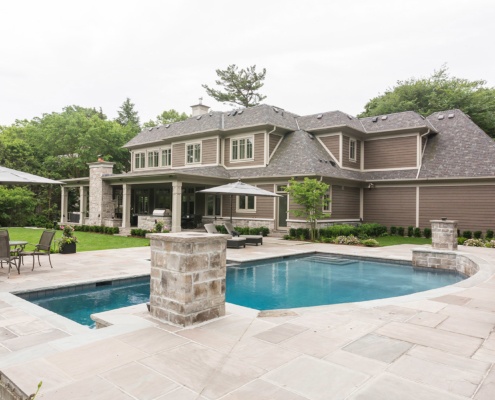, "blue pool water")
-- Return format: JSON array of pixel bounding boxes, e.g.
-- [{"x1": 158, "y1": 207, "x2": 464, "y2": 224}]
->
[{"x1": 21, "y1": 254, "x2": 465, "y2": 327}]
